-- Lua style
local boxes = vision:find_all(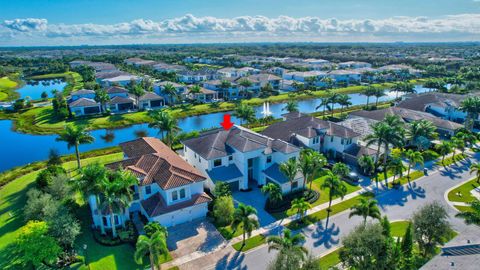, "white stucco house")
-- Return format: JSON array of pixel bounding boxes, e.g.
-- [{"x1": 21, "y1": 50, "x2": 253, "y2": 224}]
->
[
  {"x1": 182, "y1": 126, "x2": 304, "y2": 194},
  {"x1": 69, "y1": 98, "x2": 101, "y2": 116},
  {"x1": 88, "y1": 137, "x2": 212, "y2": 229}
]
